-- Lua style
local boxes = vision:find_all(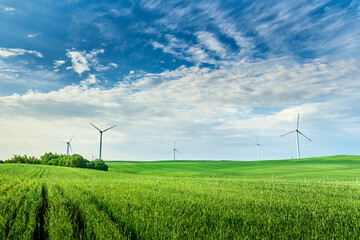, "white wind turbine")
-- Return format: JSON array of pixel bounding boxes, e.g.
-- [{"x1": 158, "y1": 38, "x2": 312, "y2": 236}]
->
[
  {"x1": 90, "y1": 123, "x2": 116, "y2": 160},
  {"x1": 171, "y1": 141, "x2": 181, "y2": 160},
  {"x1": 280, "y1": 114, "x2": 312, "y2": 159},
  {"x1": 63, "y1": 134, "x2": 74, "y2": 156},
  {"x1": 255, "y1": 137, "x2": 262, "y2": 161}
]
